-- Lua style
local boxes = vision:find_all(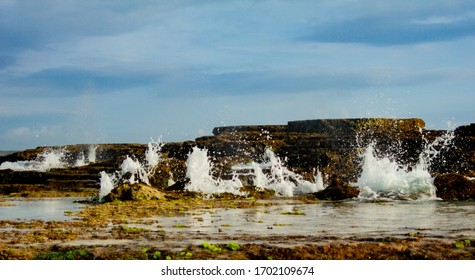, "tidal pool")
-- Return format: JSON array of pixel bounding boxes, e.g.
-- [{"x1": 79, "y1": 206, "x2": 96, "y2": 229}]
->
[
  {"x1": 2, "y1": 197, "x2": 475, "y2": 242},
  {"x1": 0, "y1": 197, "x2": 86, "y2": 221},
  {"x1": 132, "y1": 200, "x2": 475, "y2": 241}
]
